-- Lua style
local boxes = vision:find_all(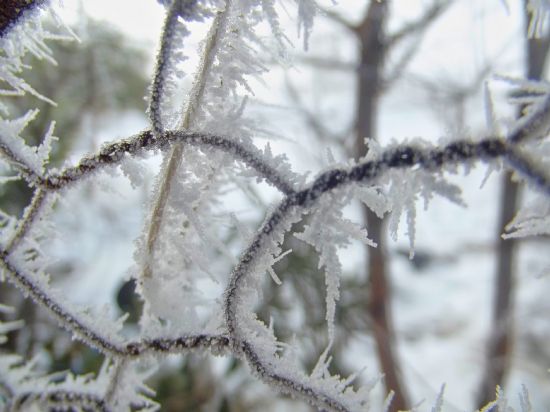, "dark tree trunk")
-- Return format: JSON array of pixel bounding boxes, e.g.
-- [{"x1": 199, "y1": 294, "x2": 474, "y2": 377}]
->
[{"x1": 354, "y1": 2, "x2": 410, "y2": 410}]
